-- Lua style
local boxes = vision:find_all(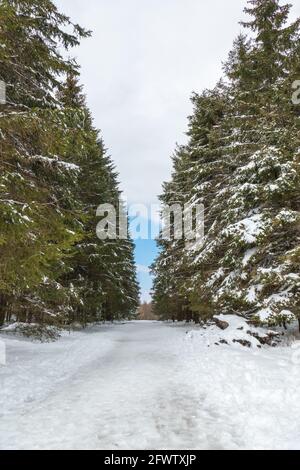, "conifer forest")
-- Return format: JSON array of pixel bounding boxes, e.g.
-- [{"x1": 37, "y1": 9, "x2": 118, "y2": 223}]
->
[{"x1": 1, "y1": 0, "x2": 300, "y2": 453}]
